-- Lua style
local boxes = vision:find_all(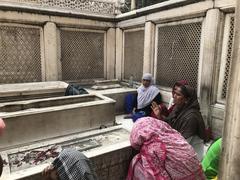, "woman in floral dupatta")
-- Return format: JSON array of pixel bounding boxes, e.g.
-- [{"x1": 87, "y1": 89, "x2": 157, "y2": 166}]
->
[{"x1": 127, "y1": 117, "x2": 205, "y2": 180}]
